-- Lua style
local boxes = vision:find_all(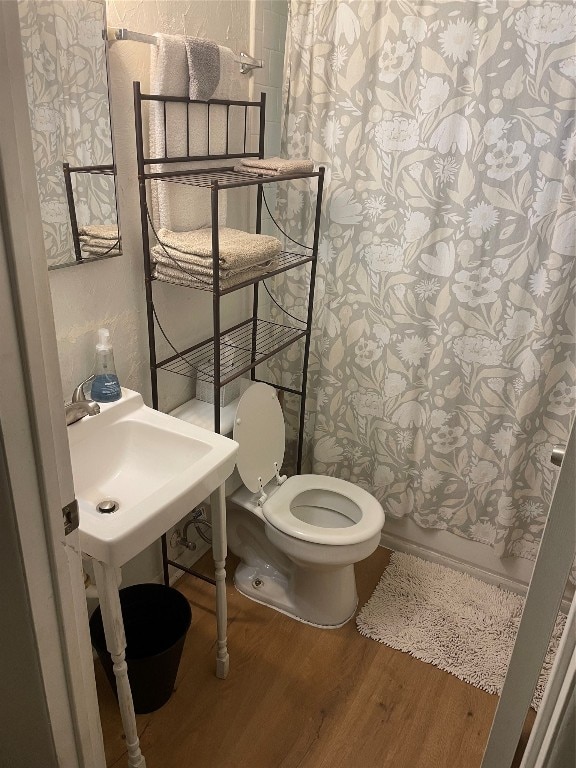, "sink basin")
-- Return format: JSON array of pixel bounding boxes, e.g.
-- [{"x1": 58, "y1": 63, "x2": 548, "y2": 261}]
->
[{"x1": 68, "y1": 388, "x2": 238, "y2": 566}]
